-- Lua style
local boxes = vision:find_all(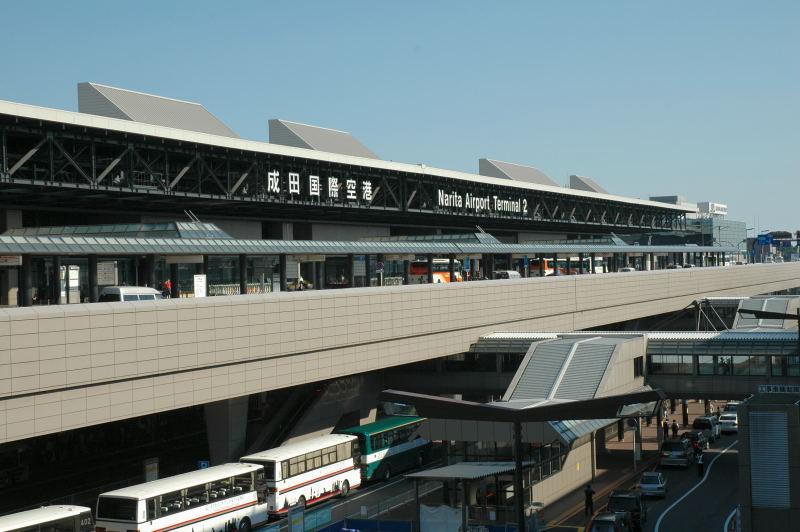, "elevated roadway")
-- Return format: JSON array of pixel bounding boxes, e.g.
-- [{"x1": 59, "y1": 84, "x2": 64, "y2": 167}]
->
[{"x1": 2, "y1": 263, "x2": 800, "y2": 443}]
